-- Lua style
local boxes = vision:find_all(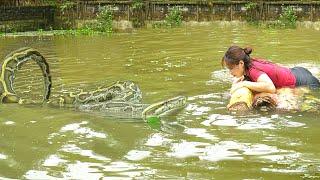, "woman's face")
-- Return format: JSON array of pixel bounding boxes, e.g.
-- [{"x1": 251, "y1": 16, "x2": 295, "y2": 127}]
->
[{"x1": 226, "y1": 60, "x2": 245, "y2": 78}]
